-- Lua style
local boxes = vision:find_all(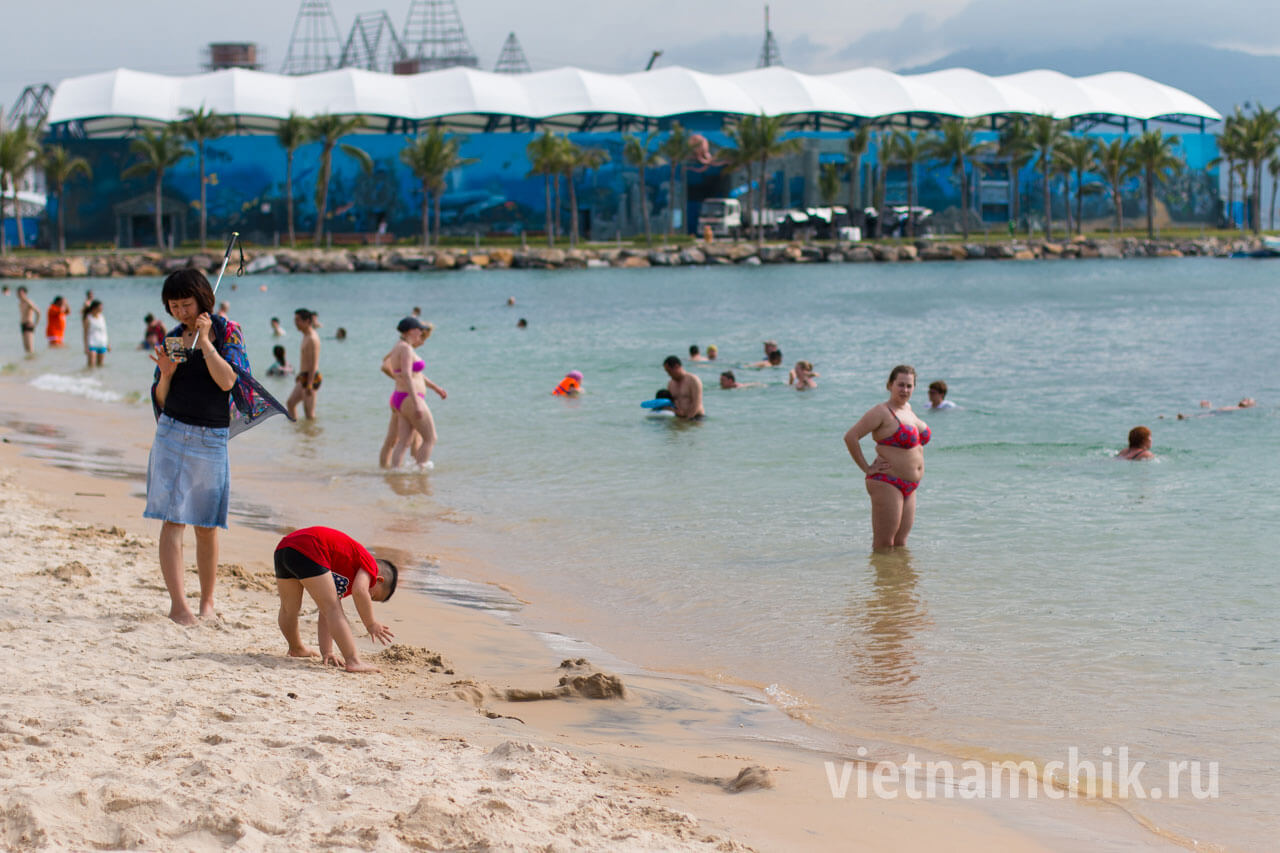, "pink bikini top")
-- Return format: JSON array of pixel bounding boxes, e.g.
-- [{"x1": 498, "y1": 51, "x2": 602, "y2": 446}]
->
[
  {"x1": 394, "y1": 359, "x2": 425, "y2": 374},
  {"x1": 876, "y1": 406, "x2": 930, "y2": 449}
]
